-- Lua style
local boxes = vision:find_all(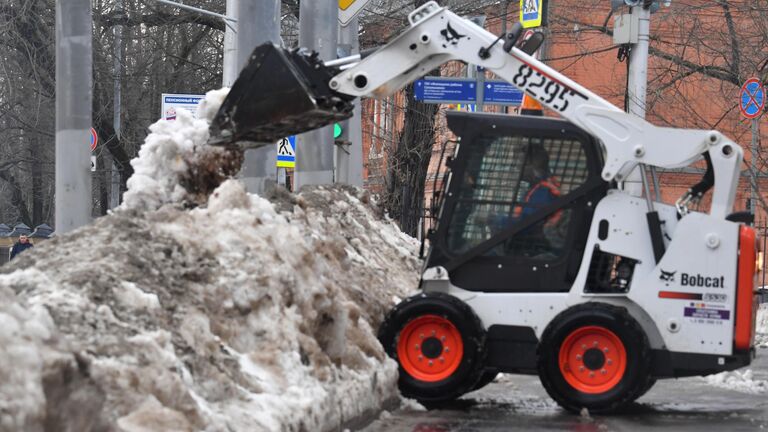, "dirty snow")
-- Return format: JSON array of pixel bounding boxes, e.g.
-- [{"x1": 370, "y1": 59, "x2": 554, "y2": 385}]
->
[
  {"x1": 701, "y1": 305, "x2": 768, "y2": 394},
  {"x1": 703, "y1": 369, "x2": 768, "y2": 394},
  {"x1": 756, "y1": 303, "x2": 768, "y2": 348},
  {"x1": 122, "y1": 88, "x2": 242, "y2": 212},
  {"x1": 0, "y1": 89, "x2": 419, "y2": 431}
]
